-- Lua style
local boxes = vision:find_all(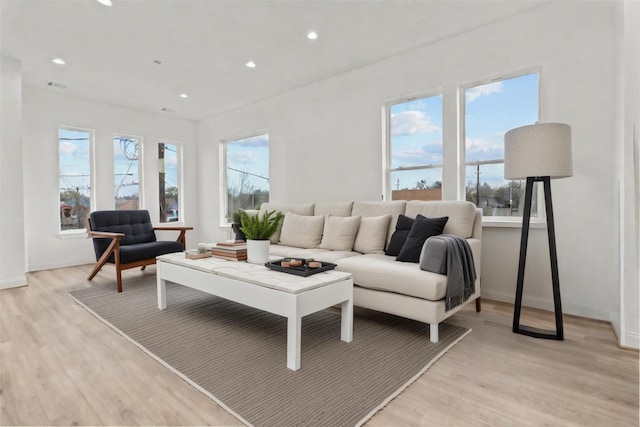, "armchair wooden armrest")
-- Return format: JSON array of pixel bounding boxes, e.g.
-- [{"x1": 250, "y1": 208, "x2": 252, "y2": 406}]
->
[
  {"x1": 87, "y1": 230, "x2": 125, "y2": 239},
  {"x1": 153, "y1": 226, "x2": 193, "y2": 247}
]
